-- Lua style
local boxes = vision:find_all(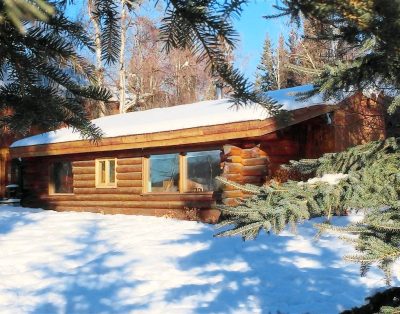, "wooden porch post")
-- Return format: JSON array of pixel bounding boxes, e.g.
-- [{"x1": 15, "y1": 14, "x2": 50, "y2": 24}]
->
[{"x1": 0, "y1": 148, "x2": 10, "y2": 198}]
